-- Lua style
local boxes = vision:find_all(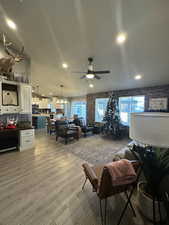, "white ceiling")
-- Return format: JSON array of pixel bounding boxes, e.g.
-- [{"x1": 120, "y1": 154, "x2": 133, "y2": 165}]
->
[{"x1": 0, "y1": 0, "x2": 169, "y2": 97}]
